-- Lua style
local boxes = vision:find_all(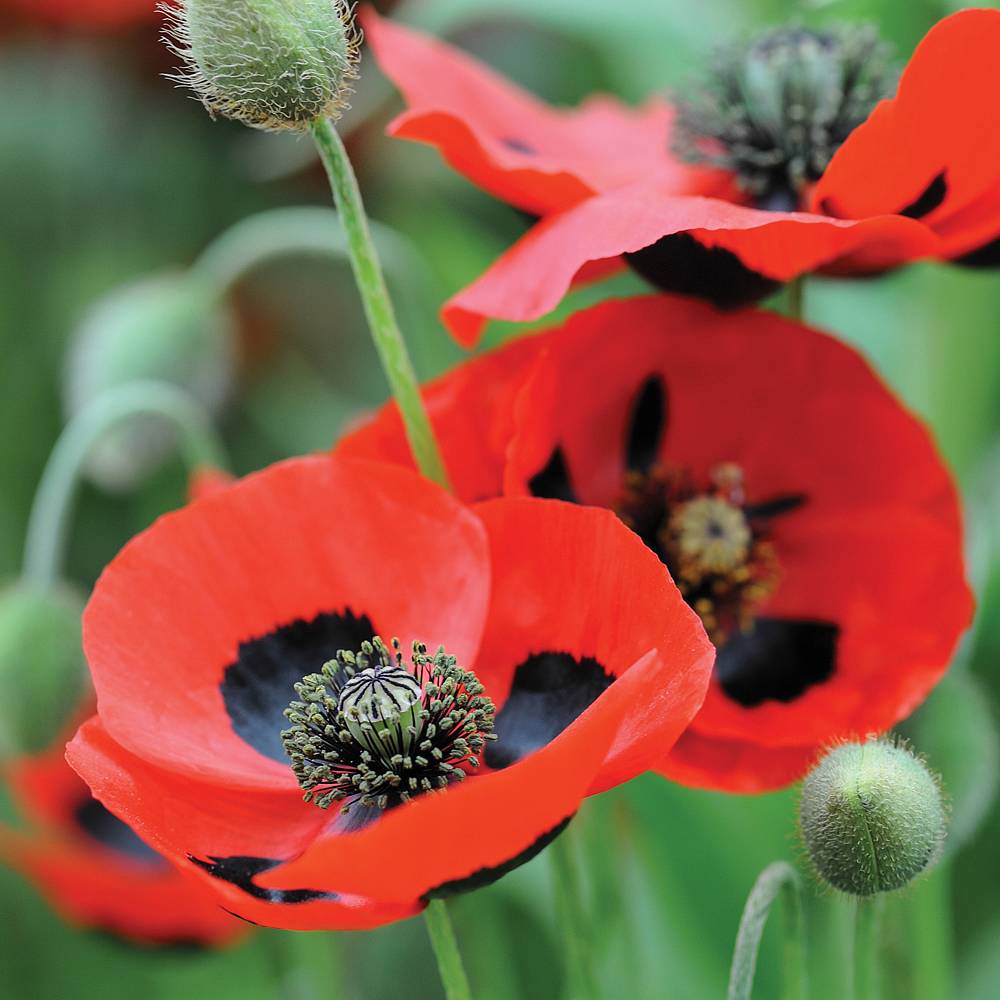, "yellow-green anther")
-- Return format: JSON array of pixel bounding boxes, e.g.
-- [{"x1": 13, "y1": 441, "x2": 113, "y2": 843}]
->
[{"x1": 163, "y1": 0, "x2": 359, "y2": 131}]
